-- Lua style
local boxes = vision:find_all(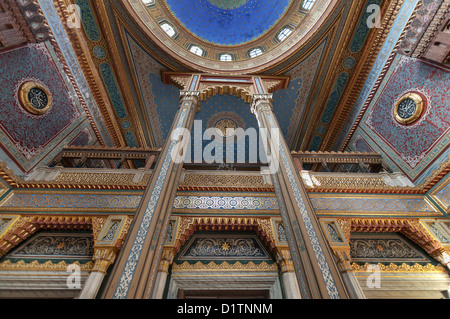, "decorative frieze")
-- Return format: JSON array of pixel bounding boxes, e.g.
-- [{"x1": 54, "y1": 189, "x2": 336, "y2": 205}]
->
[{"x1": 172, "y1": 260, "x2": 278, "y2": 272}]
